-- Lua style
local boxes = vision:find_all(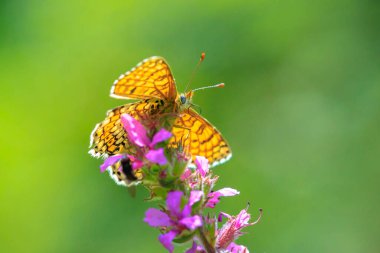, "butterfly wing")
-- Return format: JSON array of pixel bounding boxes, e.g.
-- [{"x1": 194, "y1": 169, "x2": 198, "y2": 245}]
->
[
  {"x1": 169, "y1": 108, "x2": 232, "y2": 167},
  {"x1": 89, "y1": 99, "x2": 169, "y2": 158},
  {"x1": 111, "y1": 56, "x2": 177, "y2": 101}
]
